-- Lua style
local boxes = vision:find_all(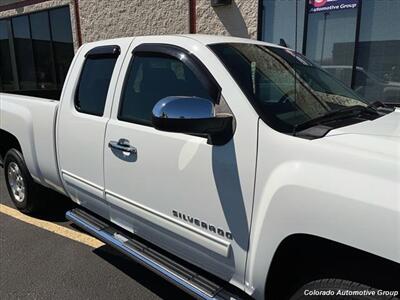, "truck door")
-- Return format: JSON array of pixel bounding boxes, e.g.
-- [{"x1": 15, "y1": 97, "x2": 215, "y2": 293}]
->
[
  {"x1": 104, "y1": 38, "x2": 258, "y2": 285},
  {"x1": 57, "y1": 41, "x2": 131, "y2": 218}
]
